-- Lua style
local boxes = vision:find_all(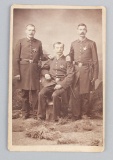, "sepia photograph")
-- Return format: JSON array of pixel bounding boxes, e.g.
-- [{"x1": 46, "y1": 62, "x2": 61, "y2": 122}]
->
[{"x1": 8, "y1": 5, "x2": 106, "y2": 152}]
